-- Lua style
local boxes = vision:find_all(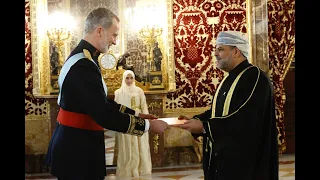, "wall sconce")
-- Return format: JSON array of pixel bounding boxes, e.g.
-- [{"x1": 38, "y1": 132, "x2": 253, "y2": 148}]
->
[{"x1": 46, "y1": 12, "x2": 75, "y2": 94}]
